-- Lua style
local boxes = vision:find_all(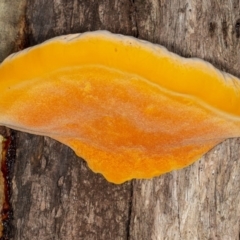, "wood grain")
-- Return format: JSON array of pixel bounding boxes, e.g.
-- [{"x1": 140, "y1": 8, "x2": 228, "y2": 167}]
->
[
  {"x1": 0, "y1": 135, "x2": 4, "y2": 237},
  {"x1": 130, "y1": 1, "x2": 240, "y2": 239},
  {"x1": 0, "y1": 0, "x2": 26, "y2": 62}
]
